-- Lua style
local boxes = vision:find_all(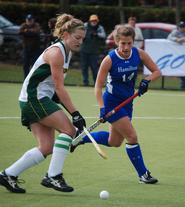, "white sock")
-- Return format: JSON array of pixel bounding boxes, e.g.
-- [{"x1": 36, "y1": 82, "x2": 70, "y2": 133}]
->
[
  {"x1": 48, "y1": 133, "x2": 72, "y2": 177},
  {"x1": 5, "y1": 147, "x2": 45, "y2": 177}
]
